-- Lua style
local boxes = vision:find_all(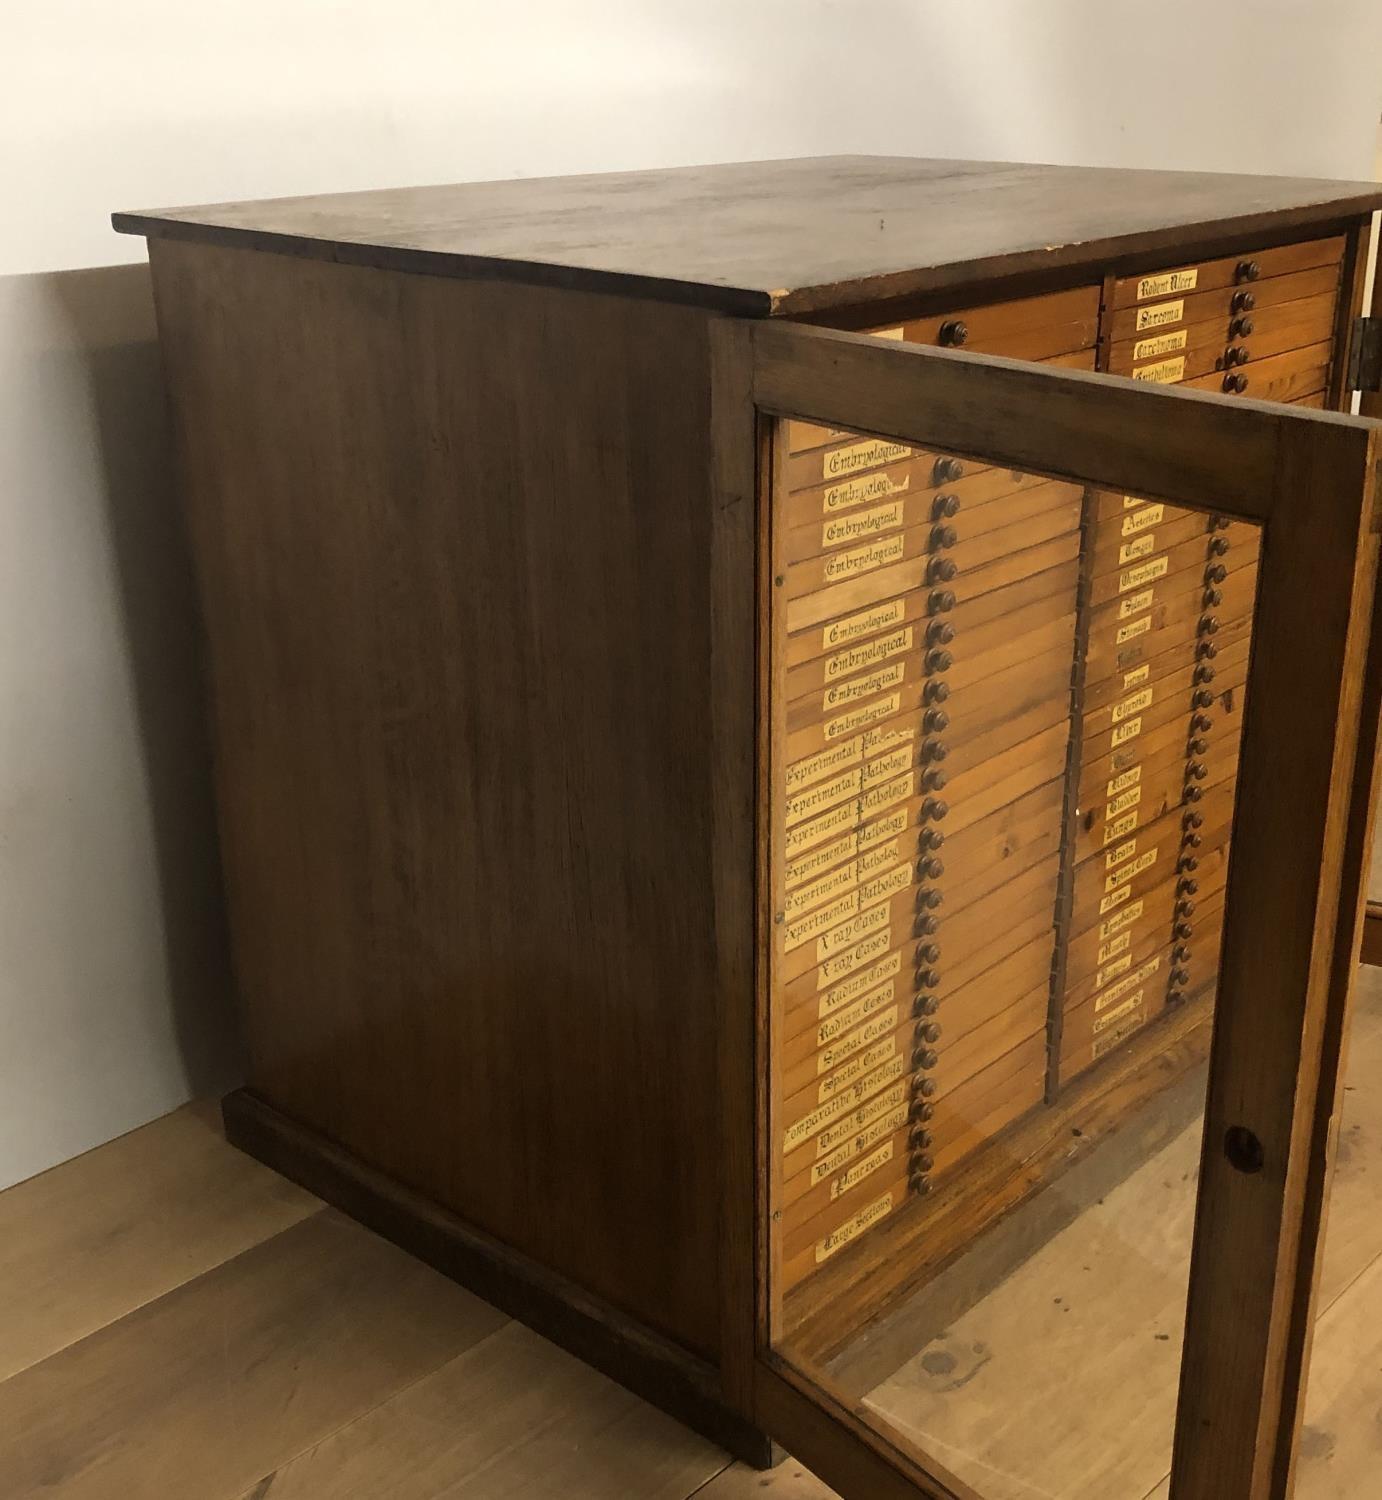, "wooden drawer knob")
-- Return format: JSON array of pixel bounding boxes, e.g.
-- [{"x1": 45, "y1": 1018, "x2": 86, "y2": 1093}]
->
[
  {"x1": 938, "y1": 320, "x2": 969, "y2": 348},
  {"x1": 1235, "y1": 259, "x2": 1261, "y2": 283}
]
